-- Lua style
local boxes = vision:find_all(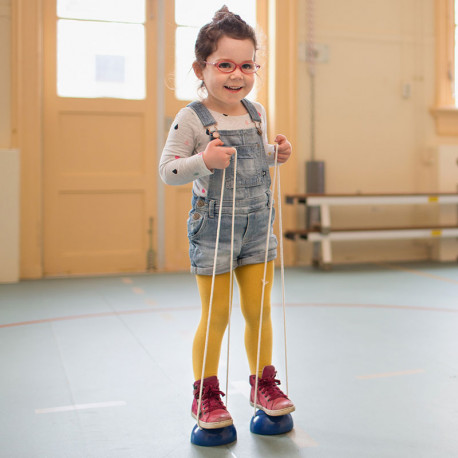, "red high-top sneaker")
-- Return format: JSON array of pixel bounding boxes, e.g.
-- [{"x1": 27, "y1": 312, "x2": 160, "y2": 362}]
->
[
  {"x1": 192, "y1": 376, "x2": 233, "y2": 429},
  {"x1": 249, "y1": 365, "x2": 295, "y2": 416}
]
